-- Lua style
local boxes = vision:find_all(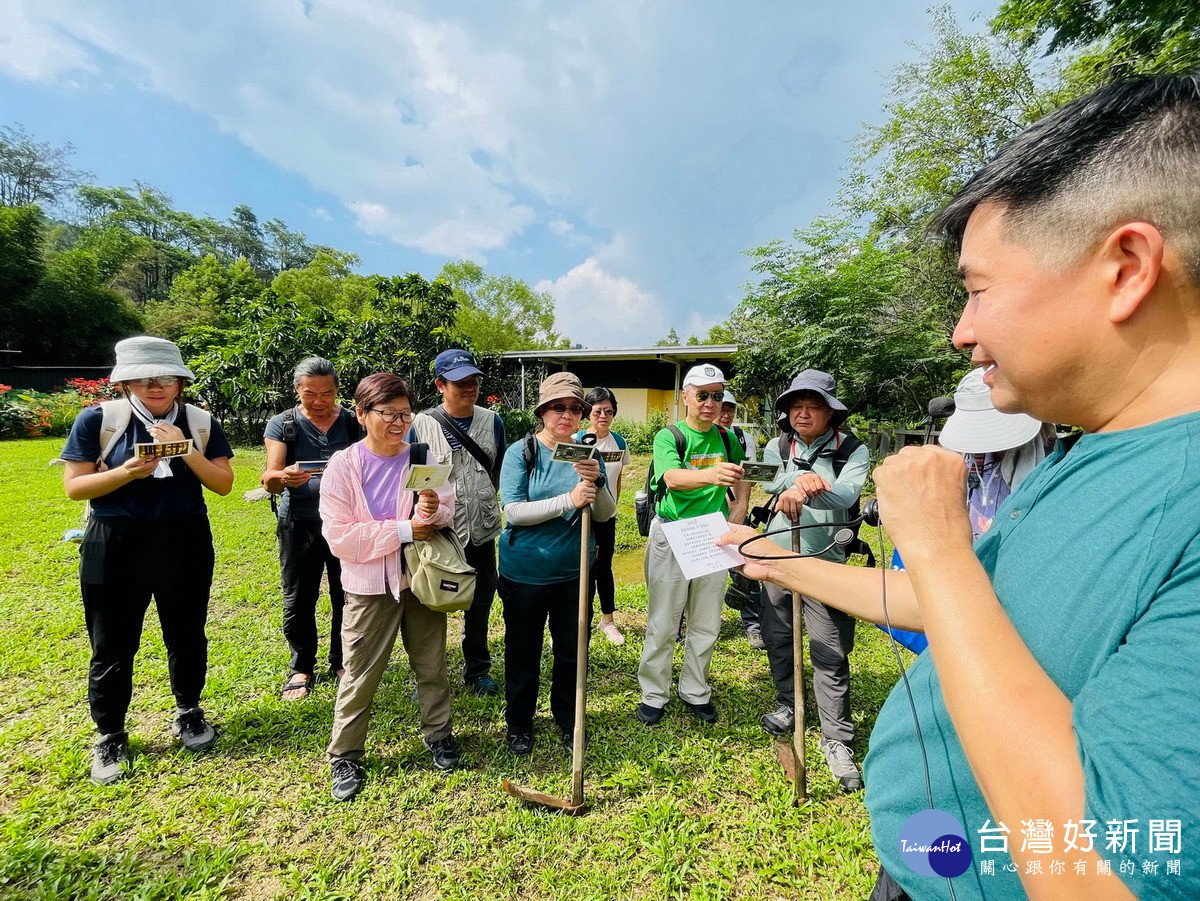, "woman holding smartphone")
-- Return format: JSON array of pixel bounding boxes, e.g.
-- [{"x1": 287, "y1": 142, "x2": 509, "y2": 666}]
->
[{"x1": 497, "y1": 373, "x2": 615, "y2": 754}]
